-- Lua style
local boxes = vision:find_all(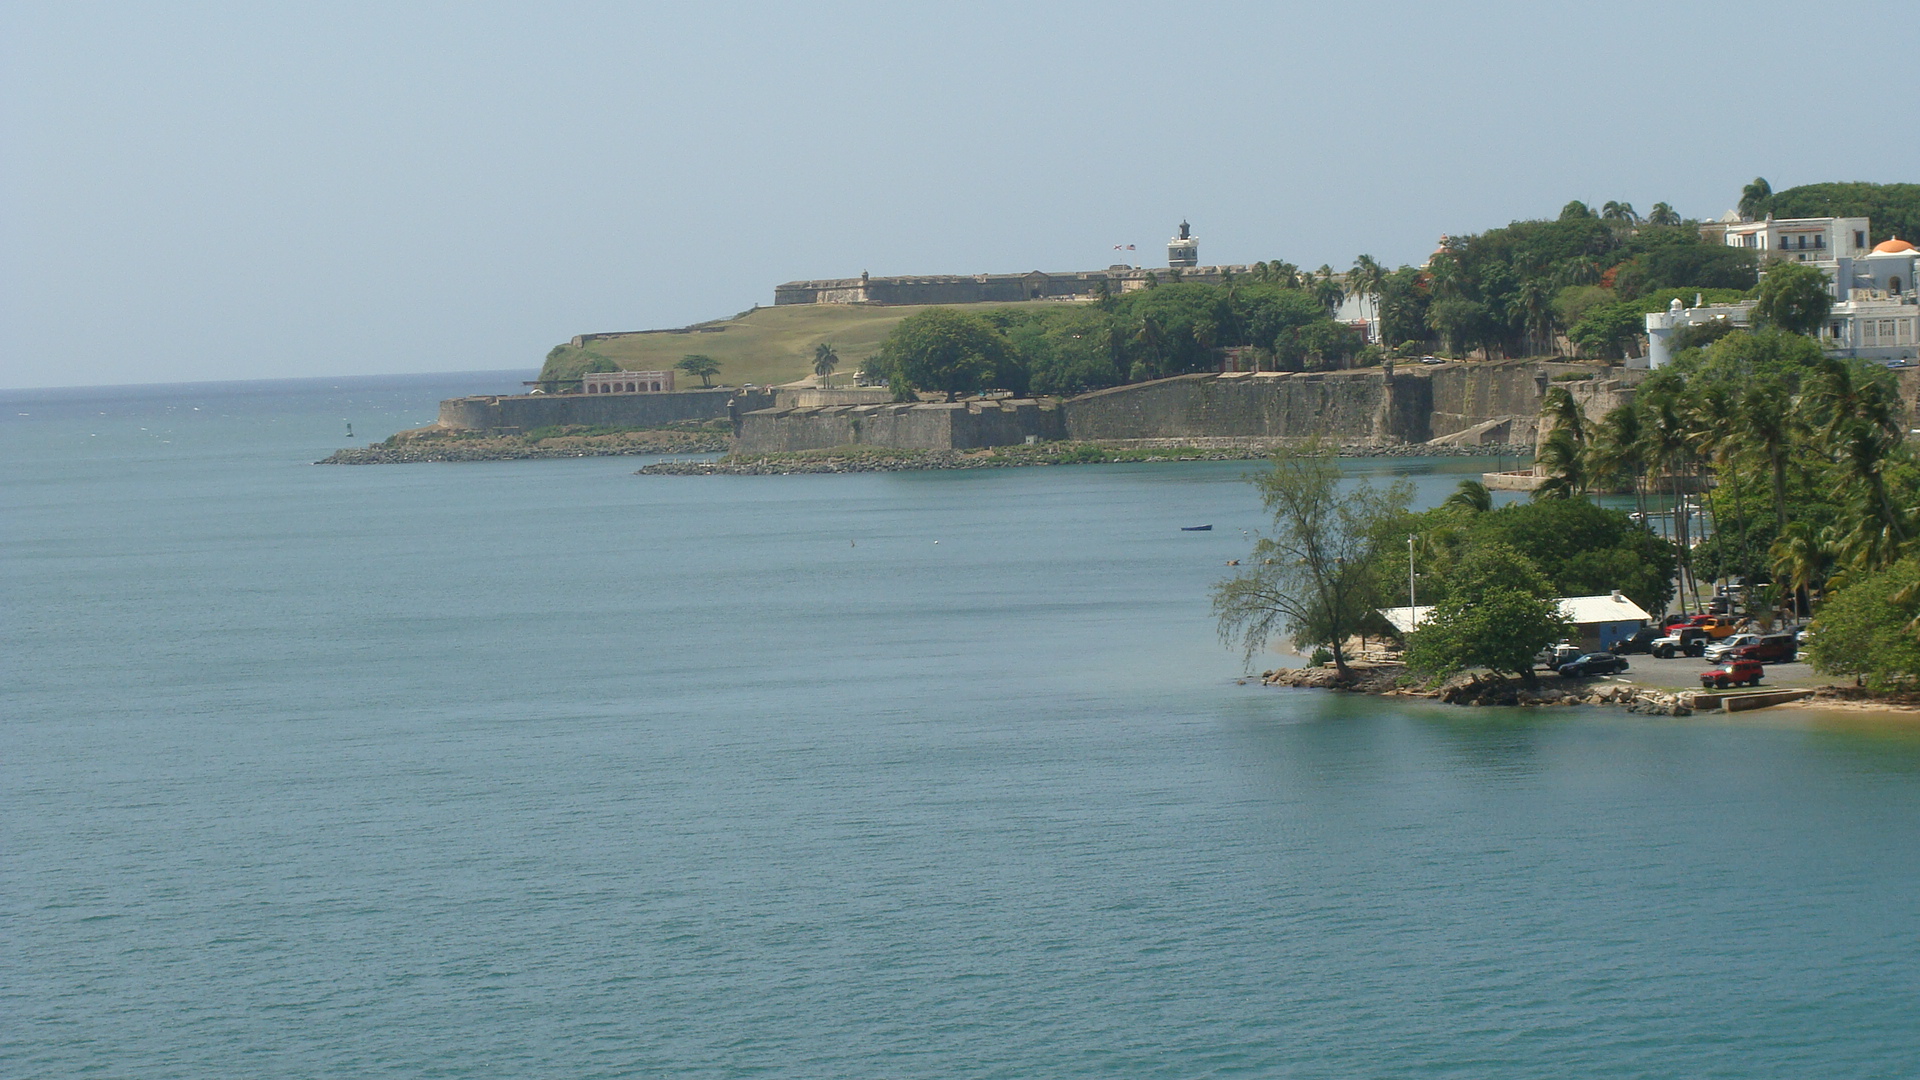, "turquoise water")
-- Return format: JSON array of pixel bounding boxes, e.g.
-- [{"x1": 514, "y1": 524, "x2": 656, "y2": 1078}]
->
[{"x1": 5, "y1": 375, "x2": 1919, "y2": 1078}]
